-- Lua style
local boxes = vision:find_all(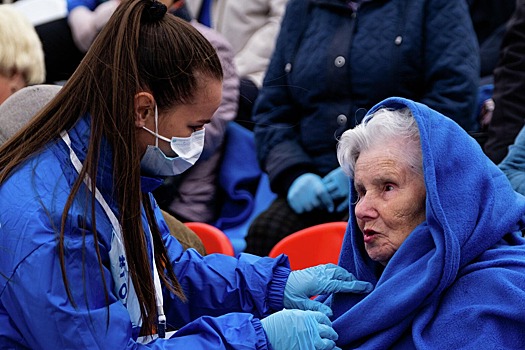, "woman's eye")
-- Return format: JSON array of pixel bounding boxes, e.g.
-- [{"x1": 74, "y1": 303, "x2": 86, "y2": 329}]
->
[{"x1": 385, "y1": 184, "x2": 395, "y2": 191}]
